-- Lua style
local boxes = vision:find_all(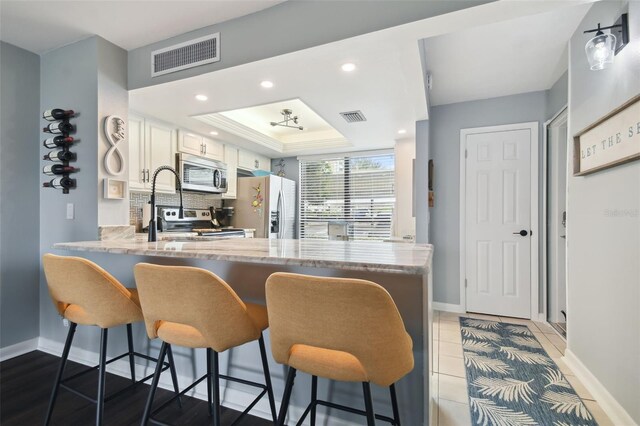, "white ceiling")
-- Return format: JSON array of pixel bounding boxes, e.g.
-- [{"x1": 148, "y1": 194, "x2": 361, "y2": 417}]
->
[
  {"x1": 422, "y1": 3, "x2": 592, "y2": 106},
  {"x1": 129, "y1": 24, "x2": 428, "y2": 157},
  {"x1": 0, "y1": 0, "x2": 285, "y2": 53},
  {"x1": 129, "y1": 0, "x2": 594, "y2": 158},
  {"x1": 196, "y1": 98, "x2": 349, "y2": 154}
]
